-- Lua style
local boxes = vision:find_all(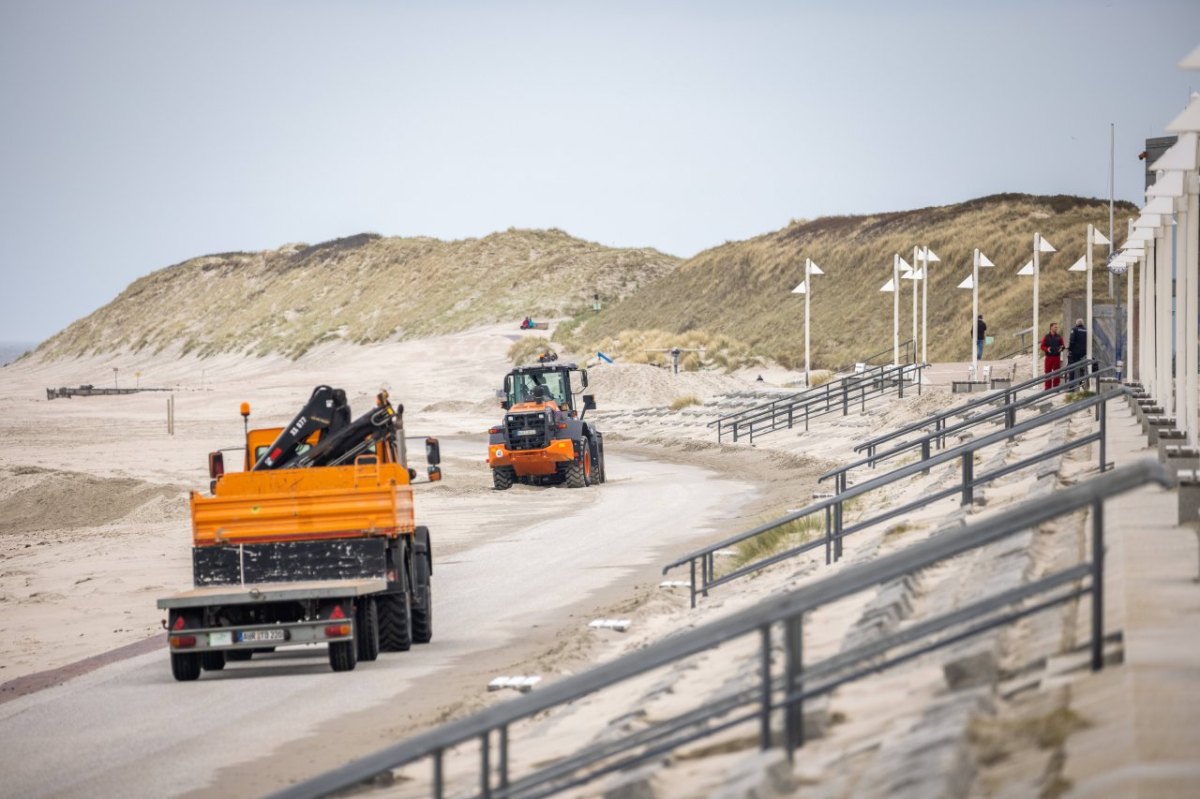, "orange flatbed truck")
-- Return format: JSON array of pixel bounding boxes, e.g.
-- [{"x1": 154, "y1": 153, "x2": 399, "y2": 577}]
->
[{"x1": 157, "y1": 387, "x2": 440, "y2": 680}]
